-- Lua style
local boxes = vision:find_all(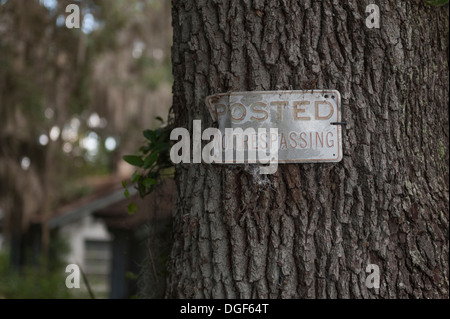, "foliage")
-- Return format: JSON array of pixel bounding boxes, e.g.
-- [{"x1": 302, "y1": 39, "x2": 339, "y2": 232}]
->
[
  {"x1": 137, "y1": 56, "x2": 173, "y2": 90},
  {"x1": 122, "y1": 114, "x2": 174, "y2": 213},
  {"x1": 426, "y1": 0, "x2": 449, "y2": 6},
  {"x1": 1, "y1": 0, "x2": 173, "y2": 228},
  {"x1": 0, "y1": 237, "x2": 72, "y2": 299}
]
